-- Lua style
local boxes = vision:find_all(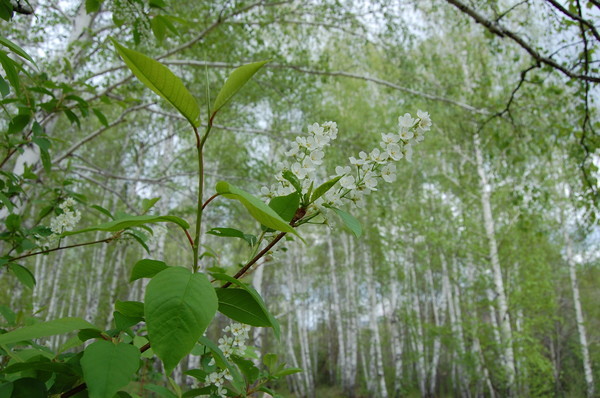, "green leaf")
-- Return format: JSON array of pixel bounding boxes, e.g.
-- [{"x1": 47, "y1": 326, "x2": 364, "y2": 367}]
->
[
  {"x1": 212, "y1": 60, "x2": 269, "y2": 115},
  {"x1": 216, "y1": 288, "x2": 272, "y2": 327},
  {"x1": 78, "y1": 328, "x2": 104, "y2": 342},
  {"x1": 85, "y1": 0, "x2": 102, "y2": 13},
  {"x1": 215, "y1": 181, "x2": 297, "y2": 236},
  {"x1": 1, "y1": 359, "x2": 76, "y2": 375},
  {"x1": 274, "y1": 367, "x2": 303, "y2": 377},
  {"x1": 151, "y1": 17, "x2": 166, "y2": 43},
  {"x1": 8, "y1": 264, "x2": 35, "y2": 289},
  {"x1": 268, "y1": 192, "x2": 300, "y2": 223},
  {"x1": 144, "y1": 384, "x2": 178, "y2": 398},
  {"x1": 263, "y1": 353, "x2": 277, "y2": 371},
  {"x1": 282, "y1": 170, "x2": 302, "y2": 193},
  {"x1": 0, "y1": 192, "x2": 14, "y2": 212},
  {"x1": 328, "y1": 206, "x2": 362, "y2": 238},
  {"x1": 184, "y1": 369, "x2": 207, "y2": 381},
  {"x1": 130, "y1": 259, "x2": 168, "y2": 281},
  {"x1": 91, "y1": 204, "x2": 114, "y2": 220},
  {"x1": 92, "y1": 108, "x2": 109, "y2": 127},
  {"x1": 81, "y1": 341, "x2": 140, "y2": 398},
  {"x1": 9, "y1": 378, "x2": 47, "y2": 398},
  {"x1": 145, "y1": 267, "x2": 217, "y2": 374},
  {"x1": 141, "y1": 197, "x2": 160, "y2": 213},
  {"x1": 0, "y1": 74, "x2": 9, "y2": 97},
  {"x1": 0, "y1": 305, "x2": 16, "y2": 326},
  {"x1": 182, "y1": 387, "x2": 212, "y2": 398},
  {"x1": 230, "y1": 355, "x2": 259, "y2": 382},
  {"x1": 112, "y1": 40, "x2": 199, "y2": 127},
  {"x1": 311, "y1": 176, "x2": 342, "y2": 203},
  {"x1": 206, "y1": 227, "x2": 256, "y2": 246},
  {"x1": 0, "y1": 51, "x2": 19, "y2": 92},
  {"x1": 0, "y1": 317, "x2": 96, "y2": 346},
  {"x1": 0, "y1": 36, "x2": 36, "y2": 67},
  {"x1": 113, "y1": 311, "x2": 142, "y2": 331},
  {"x1": 197, "y1": 336, "x2": 244, "y2": 393},
  {"x1": 0, "y1": 382, "x2": 12, "y2": 398},
  {"x1": 115, "y1": 301, "x2": 145, "y2": 318},
  {"x1": 211, "y1": 273, "x2": 280, "y2": 339},
  {"x1": 63, "y1": 214, "x2": 189, "y2": 236}
]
